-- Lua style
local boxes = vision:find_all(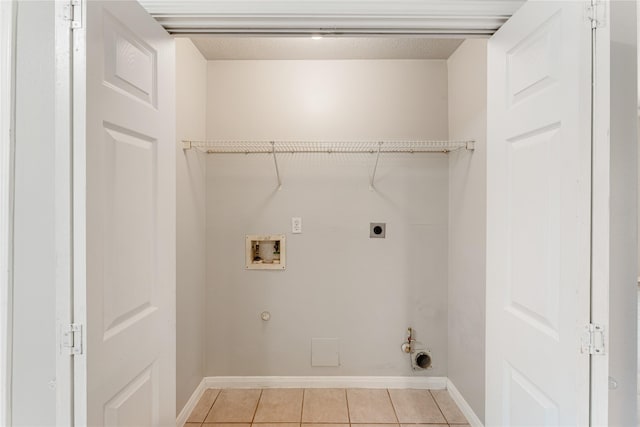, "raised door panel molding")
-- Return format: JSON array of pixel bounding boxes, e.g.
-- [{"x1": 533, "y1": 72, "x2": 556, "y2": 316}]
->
[
  {"x1": 104, "y1": 11, "x2": 158, "y2": 107},
  {"x1": 104, "y1": 364, "x2": 158, "y2": 427},
  {"x1": 503, "y1": 363, "x2": 559, "y2": 426},
  {"x1": 101, "y1": 123, "x2": 159, "y2": 341}
]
